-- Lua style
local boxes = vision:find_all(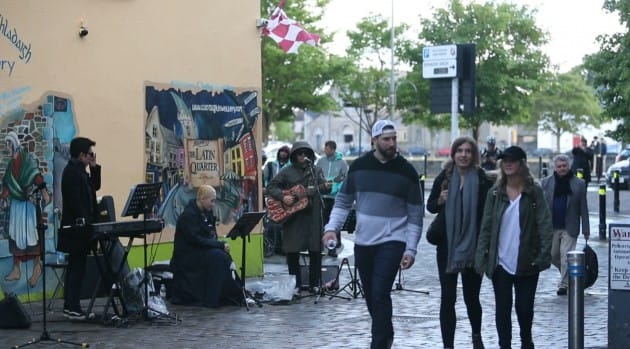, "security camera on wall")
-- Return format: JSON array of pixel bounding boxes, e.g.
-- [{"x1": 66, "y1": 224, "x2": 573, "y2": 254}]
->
[{"x1": 79, "y1": 26, "x2": 88, "y2": 38}]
